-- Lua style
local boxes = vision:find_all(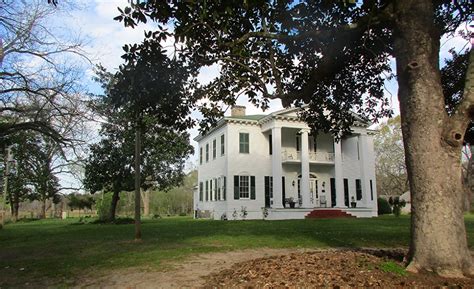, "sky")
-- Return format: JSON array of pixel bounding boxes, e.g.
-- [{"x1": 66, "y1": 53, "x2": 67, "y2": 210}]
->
[{"x1": 52, "y1": 1, "x2": 471, "y2": 177}]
